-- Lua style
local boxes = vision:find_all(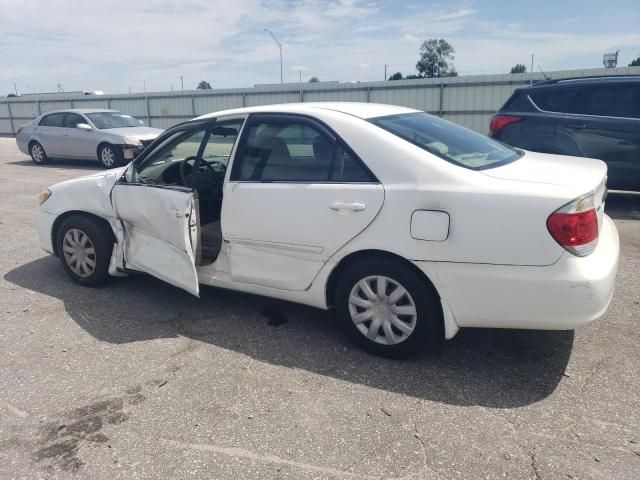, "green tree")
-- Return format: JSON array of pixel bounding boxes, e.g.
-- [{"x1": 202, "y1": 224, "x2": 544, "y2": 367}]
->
[
  {"x1": 308, "y1": 76, "x2": 319, "y2": 83},
  {"x1": 510, "y1": 64, "x2": 527, "y2": 74},
  {"x1": 388, "y1": 72, "x2": 403, "y2": 81},
  {"x1": 416, "y1": 39, "x2": 456, "y2": 78},
  {"x1": 629, "y1": 57, "x2": 640, "y2": 67},
  {"x1": 7, "y1": 93, "x2": 17, "y2": 97},
  {"x1": 405, "y1": 74, "x2": 422, "y2": 79},
  {"x1": 196, "y1": 80, "x2": 212, "y2": 90}
]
